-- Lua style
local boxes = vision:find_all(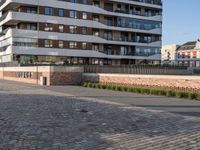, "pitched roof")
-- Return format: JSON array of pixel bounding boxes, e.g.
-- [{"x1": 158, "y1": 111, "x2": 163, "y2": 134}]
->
[{"x1": 177, "y1": 41, "x2": 197, "y2": 50}]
